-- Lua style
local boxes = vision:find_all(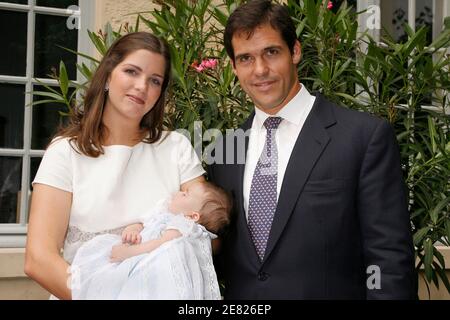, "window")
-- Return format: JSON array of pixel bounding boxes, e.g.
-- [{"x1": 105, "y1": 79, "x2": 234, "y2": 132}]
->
[
  {"x1": 0, "y1": 0, "x2": 95, "y2": 246},
  {"x1": 358, "y1": 0, "x2": 449, "y2": 38},
  {"x1": 357, "y1": 0, "x2": 450, "y2": 114}
]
